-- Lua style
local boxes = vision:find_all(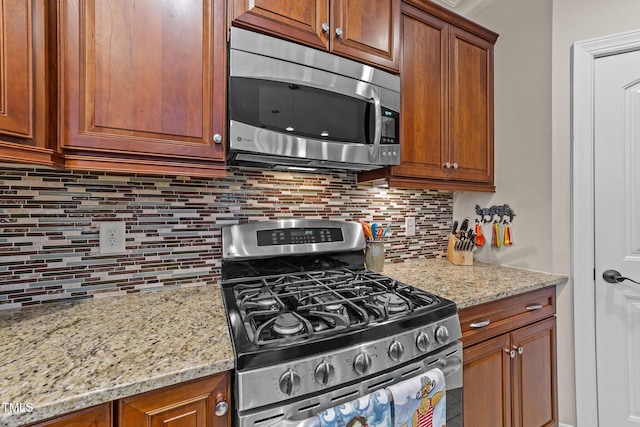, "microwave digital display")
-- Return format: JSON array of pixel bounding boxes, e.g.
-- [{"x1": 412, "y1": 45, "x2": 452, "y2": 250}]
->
[{"x1": 380, "y1": 108, "x2": 399, "y2": 144}]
